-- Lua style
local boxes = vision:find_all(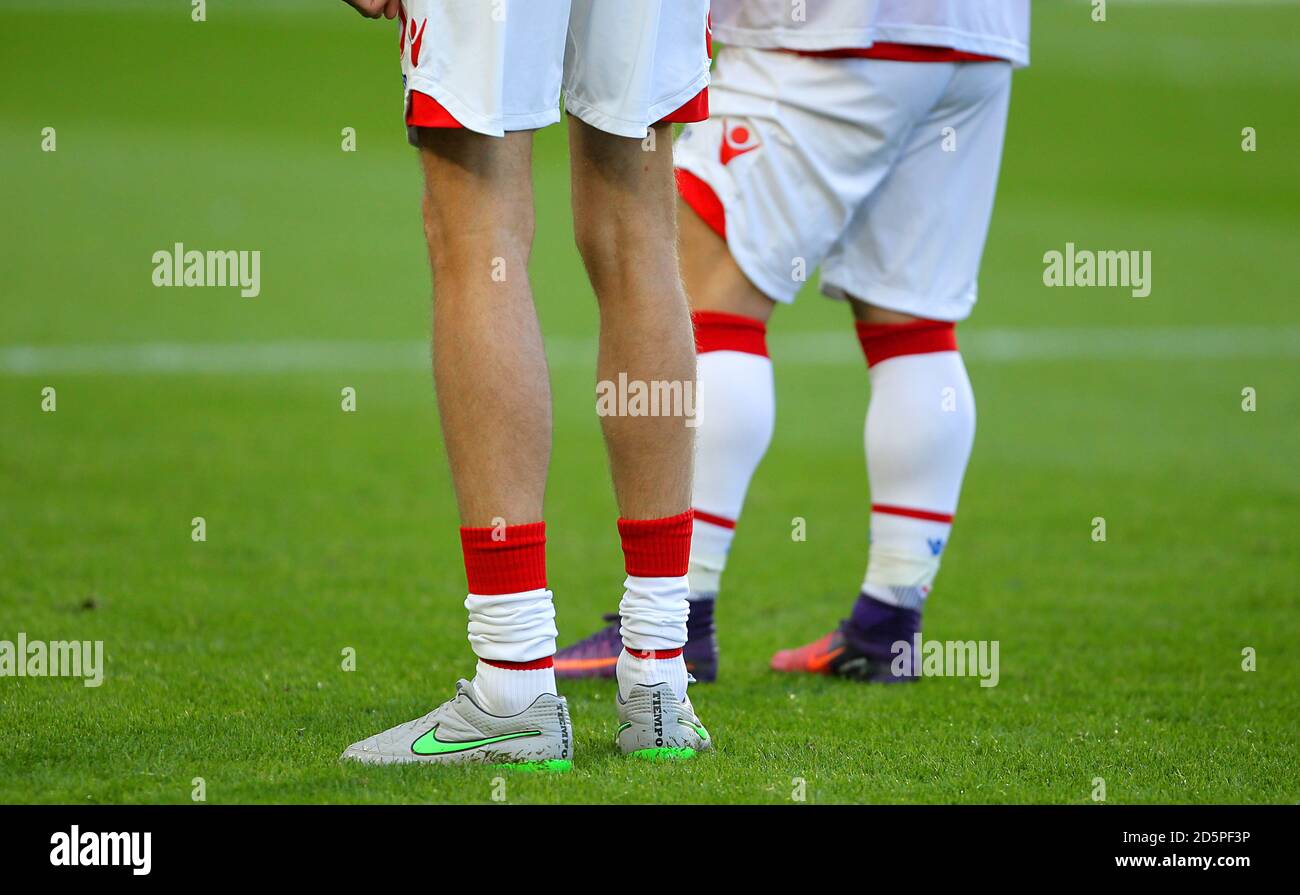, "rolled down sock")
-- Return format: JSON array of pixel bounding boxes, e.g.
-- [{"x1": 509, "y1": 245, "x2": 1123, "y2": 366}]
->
[
  {"x1": 460, "y1": 522, "x2": 557, "y2": 715},
  {"x1": 616, "y1": 511, "x2": 693, "y2": 700}
]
